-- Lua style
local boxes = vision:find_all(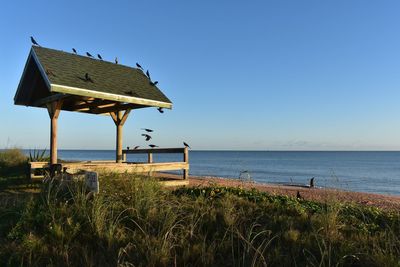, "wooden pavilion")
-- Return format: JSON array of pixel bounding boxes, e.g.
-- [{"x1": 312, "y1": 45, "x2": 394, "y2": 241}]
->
[{"x1": 14, "y1": 46, "x2": 189, "y2": 183}]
